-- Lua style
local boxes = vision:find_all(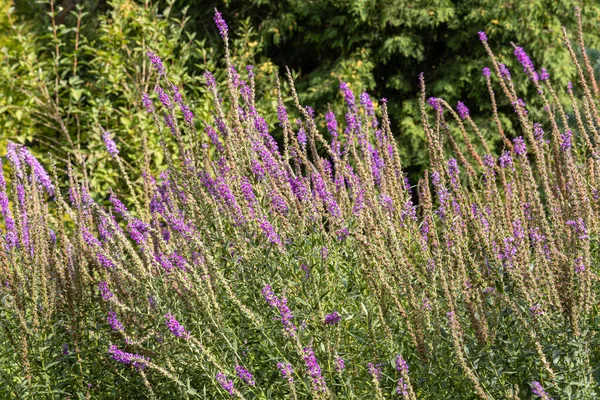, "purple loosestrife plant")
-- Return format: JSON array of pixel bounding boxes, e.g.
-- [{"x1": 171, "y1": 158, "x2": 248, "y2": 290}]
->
[
  {"x1": 531, "y1": 381, "x2": 553, "y2": 400},
  {"x1": 235, "y1": 365, "x2": 256, "y2": 386},
  {"x1": 277, "y1": 362, "x2": 294, "y2": 383},
  {"x1": 213, "y1": 9, "x2": 228, "y2": 40},
  {"x1": 108, "y1": 345, "x2": 149, "y2": 369},
  {"x1": 216, "y1": 372, "x2": 235, "y2": 396},
  {"x1": 165, "y1": 313, "x2": 188, "y2": 339},
  {"x1": 107, "y1": 311, "x2": 124, "y2": 331},
  {"x1": 324, "y1": 311, "x2": 341, "y2": 325},
  {"x1": 303, "y1": 347, "x2": 328, "y2": 393}
]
